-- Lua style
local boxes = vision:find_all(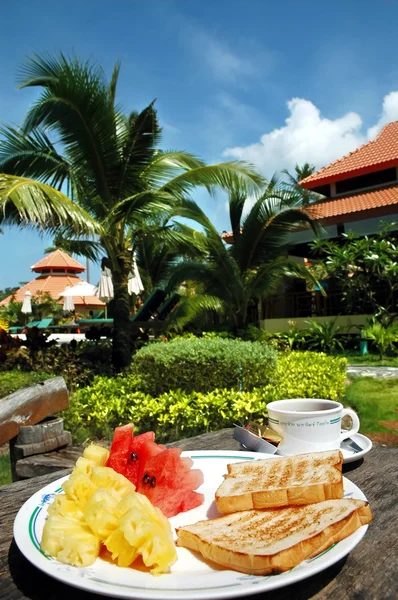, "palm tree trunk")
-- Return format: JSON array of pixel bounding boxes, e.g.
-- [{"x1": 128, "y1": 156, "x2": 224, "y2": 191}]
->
[{"x1": 112, "y1": 268, "x2": 132, "y2": 370}]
